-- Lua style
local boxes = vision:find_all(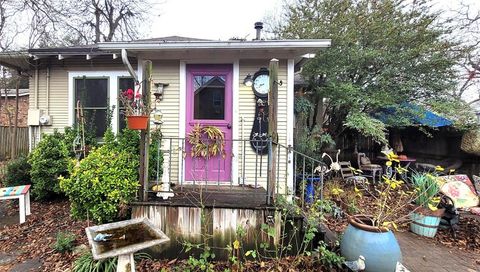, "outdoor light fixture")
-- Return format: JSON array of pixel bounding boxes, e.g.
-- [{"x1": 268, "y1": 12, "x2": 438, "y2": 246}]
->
[
  {"x1": 243, "y1": 74, "x2": 253, "y2": 87},
  {"x1": 153, "y1": 109, "x2": 163, "y2": 125},
  {"x1": 154, "y1": 82, "x2": 169, "y2": 101}
]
